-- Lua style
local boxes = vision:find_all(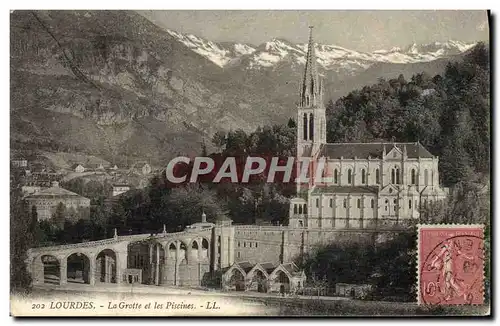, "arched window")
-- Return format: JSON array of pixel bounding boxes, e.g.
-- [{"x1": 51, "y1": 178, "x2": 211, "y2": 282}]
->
[
  {"x1": 334, "y1": 169, "x2": 338, "y2": 184},
  {"x1": 294, "y1": 204, "x2": 297, "y2": 214},
  {"x1": 409, "y1": 200, "x2": 412, "y2": 209},
  {"x1": 396, "y1": 168, "x2": 400, "y2": 184},
  {"x1": 357, "y1": 199, "x2": 361, "y2": 208},
  {"x1": 320, "y1": 118, "x2": 324, "y2": 140},
  {"x1": 385, "y1": 199, "x2": 389, "y2": 212},
  {"x1": 316, "y1": 198, "x2": 319, "y2": 207},
  {"x1": 309, "y1": 113, "x2": 314, "y2": 141},
  {"x1": 361, "y1": 169, "x2": 366, "y2": 184},
  {"x1": 329, "y1": 198, "x2": 333, "y2": 207},
  {"x1": 375, "y1": 169, "x2": 380, "y2": 184},
  {"x1": 304, "y1": 204, "x2": 307, "y2": 213},
  {"x1": 411, "y1": 169, "x2": 416, "y2": 185},
  {"x1": 343, "y1": 199, "x2": 347, "y2": 208},
  {"x1": 238, "y1": 242, "x2": 240, "y2": 247},
  {"x1": 371, "y1": 199, "x2": 374, "y2": 208},
  {"x1": 424, "y1": 169, "x2": 429, "y2": 186},
  {"x1": 298, "y1": 205, "x2": 302, "y2": 214},
  {"x1": 347, "y1": 169, "x2": 352, "y2": 184},
  {"x1": 394, "y1": 199, "x2": 397, "y2": 205},
  {"x1": 391, "y1": 168, "x2": 395, "y2": 184},
  {"x1": 303, "y1": 113, "x2": 308, "y2": 140}
]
